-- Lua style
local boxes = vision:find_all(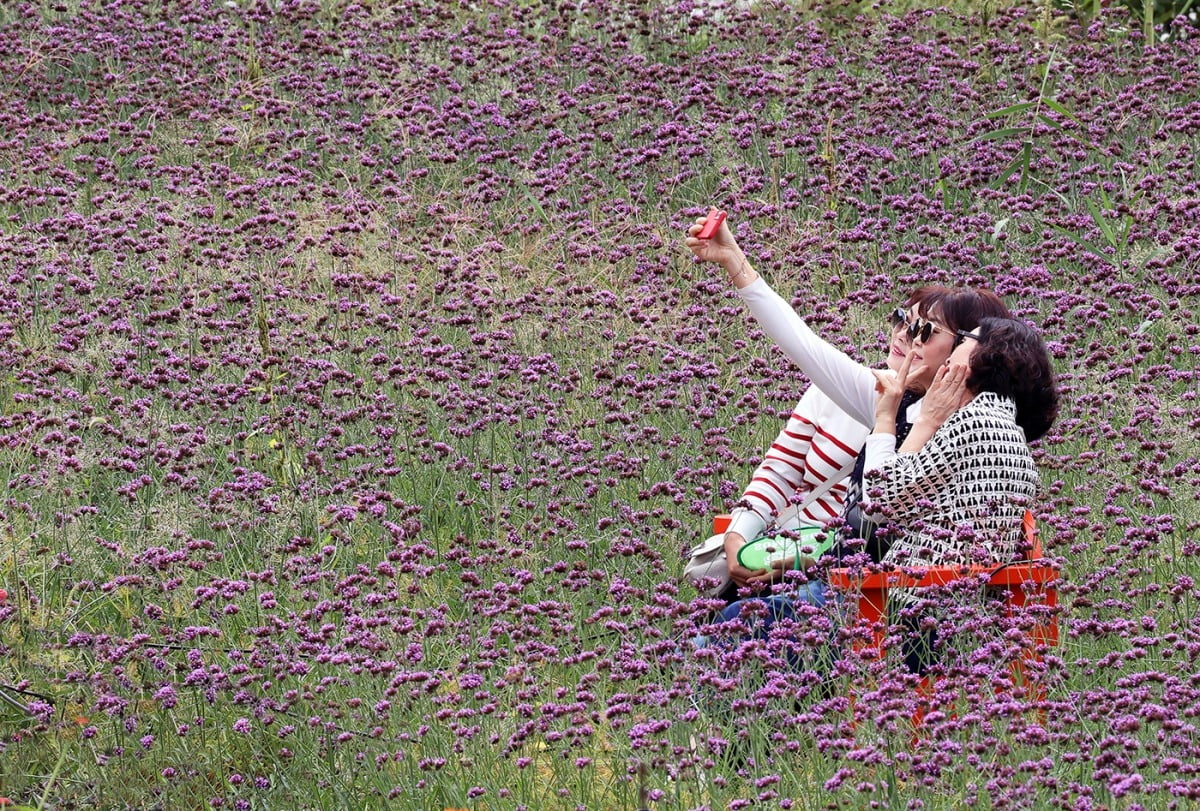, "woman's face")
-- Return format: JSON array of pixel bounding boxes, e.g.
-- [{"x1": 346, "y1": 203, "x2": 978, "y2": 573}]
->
[
  {"x1": 946, "y1": 326, "x2": 981, "y2": 368},
  {"x1": 887, "y1": 305, "x2": 959, "y2": 393}
]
